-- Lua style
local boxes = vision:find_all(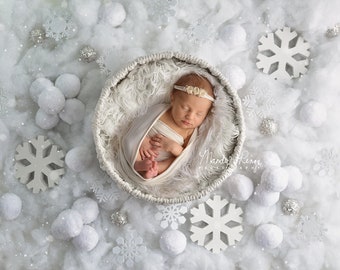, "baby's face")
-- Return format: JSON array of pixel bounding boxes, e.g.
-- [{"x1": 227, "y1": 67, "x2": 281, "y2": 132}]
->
[{"x1": 170, "y1": 91, "x2": 212, "y2": 130}]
